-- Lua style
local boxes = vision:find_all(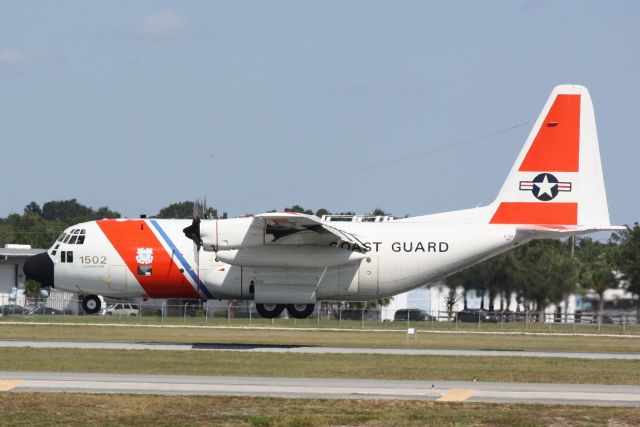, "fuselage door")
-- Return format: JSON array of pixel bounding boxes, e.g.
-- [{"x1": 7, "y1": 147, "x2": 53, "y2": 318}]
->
[
  {"x1": 109, "y1": 265, "x2": 127, "y2": 292},
  {"x1": 358, "y1": 255, "x2": 379, "y2": 298}
]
